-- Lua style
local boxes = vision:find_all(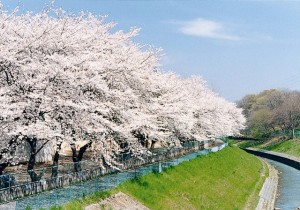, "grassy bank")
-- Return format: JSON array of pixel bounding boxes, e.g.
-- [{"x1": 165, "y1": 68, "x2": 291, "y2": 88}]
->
[
  {"x1": 231, "y1": 139, "x2": 263, "y2": 148},
  {"x1": 258, "y1": 138, "x2": 300, "y2": 158},
  {"x1": 48, "y1": 146, "x2": 265, "y2": 210},
  {"x1": 234, "y1": 137, "x2": 300, "y2": 159},
  {"x1": 114, "y1": 146, "x2": 265, "y2": 210}
]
